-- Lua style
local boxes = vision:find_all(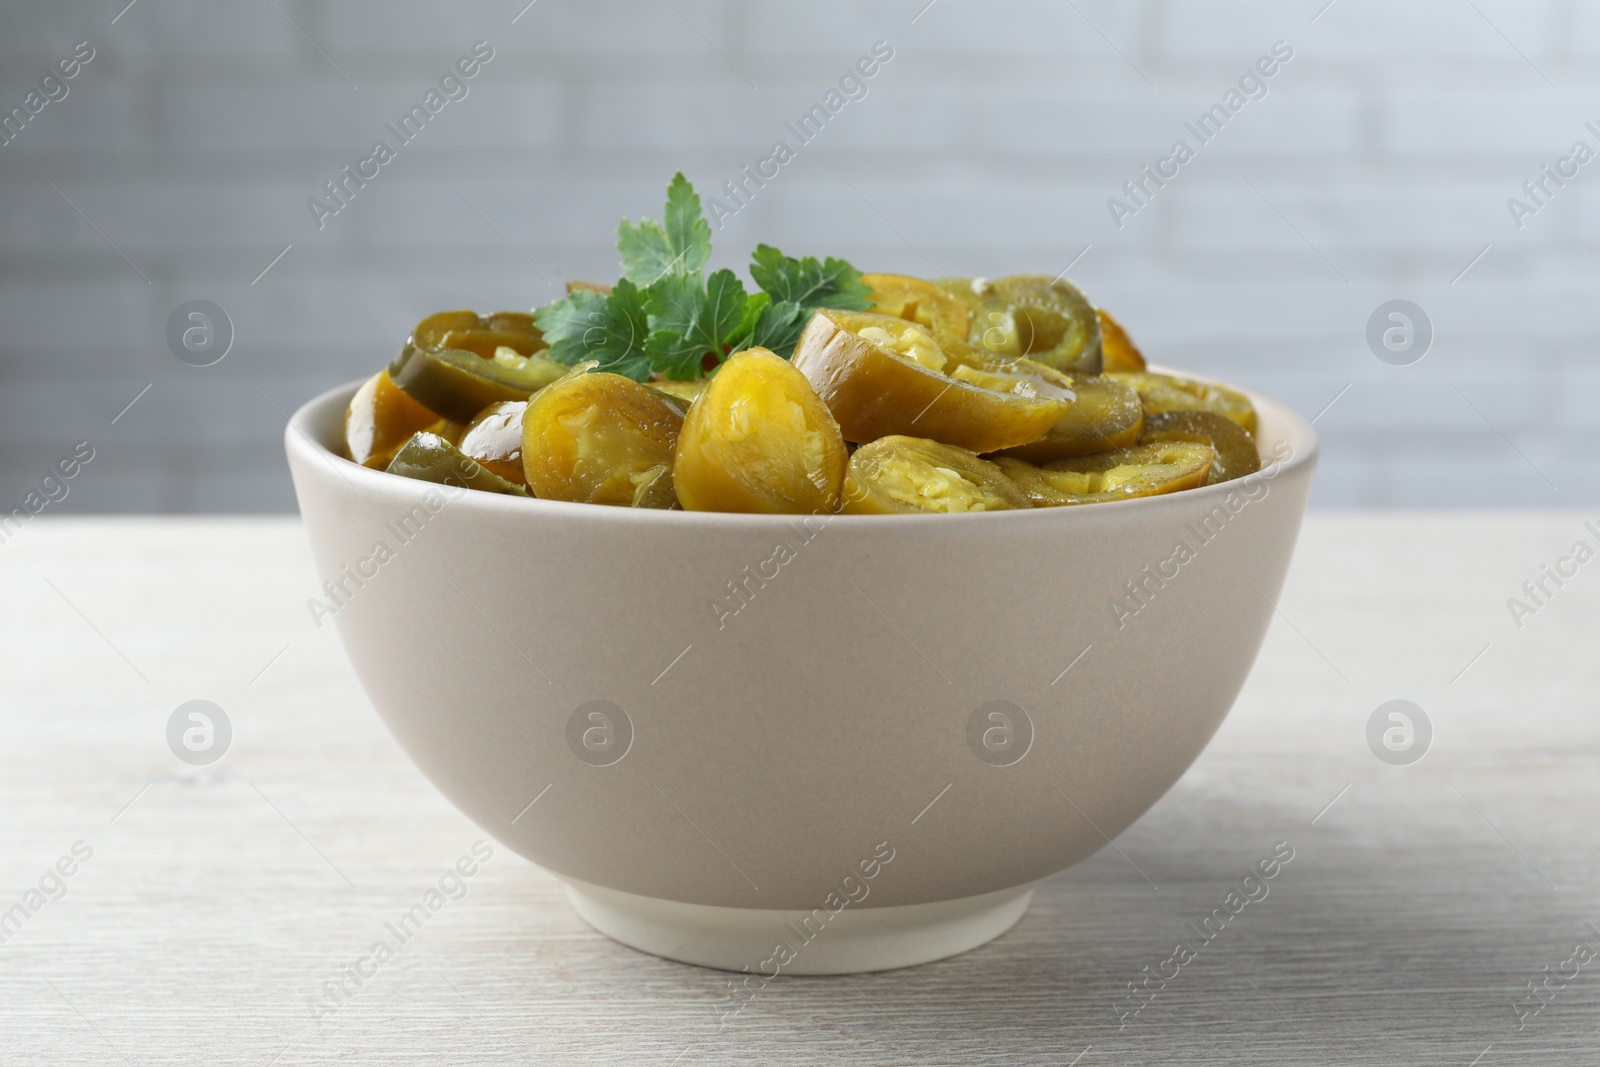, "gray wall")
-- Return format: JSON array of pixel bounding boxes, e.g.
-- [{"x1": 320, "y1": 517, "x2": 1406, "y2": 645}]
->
[{"x1": 1, "y1": 0, "x2": 1594, "y2": 512}]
